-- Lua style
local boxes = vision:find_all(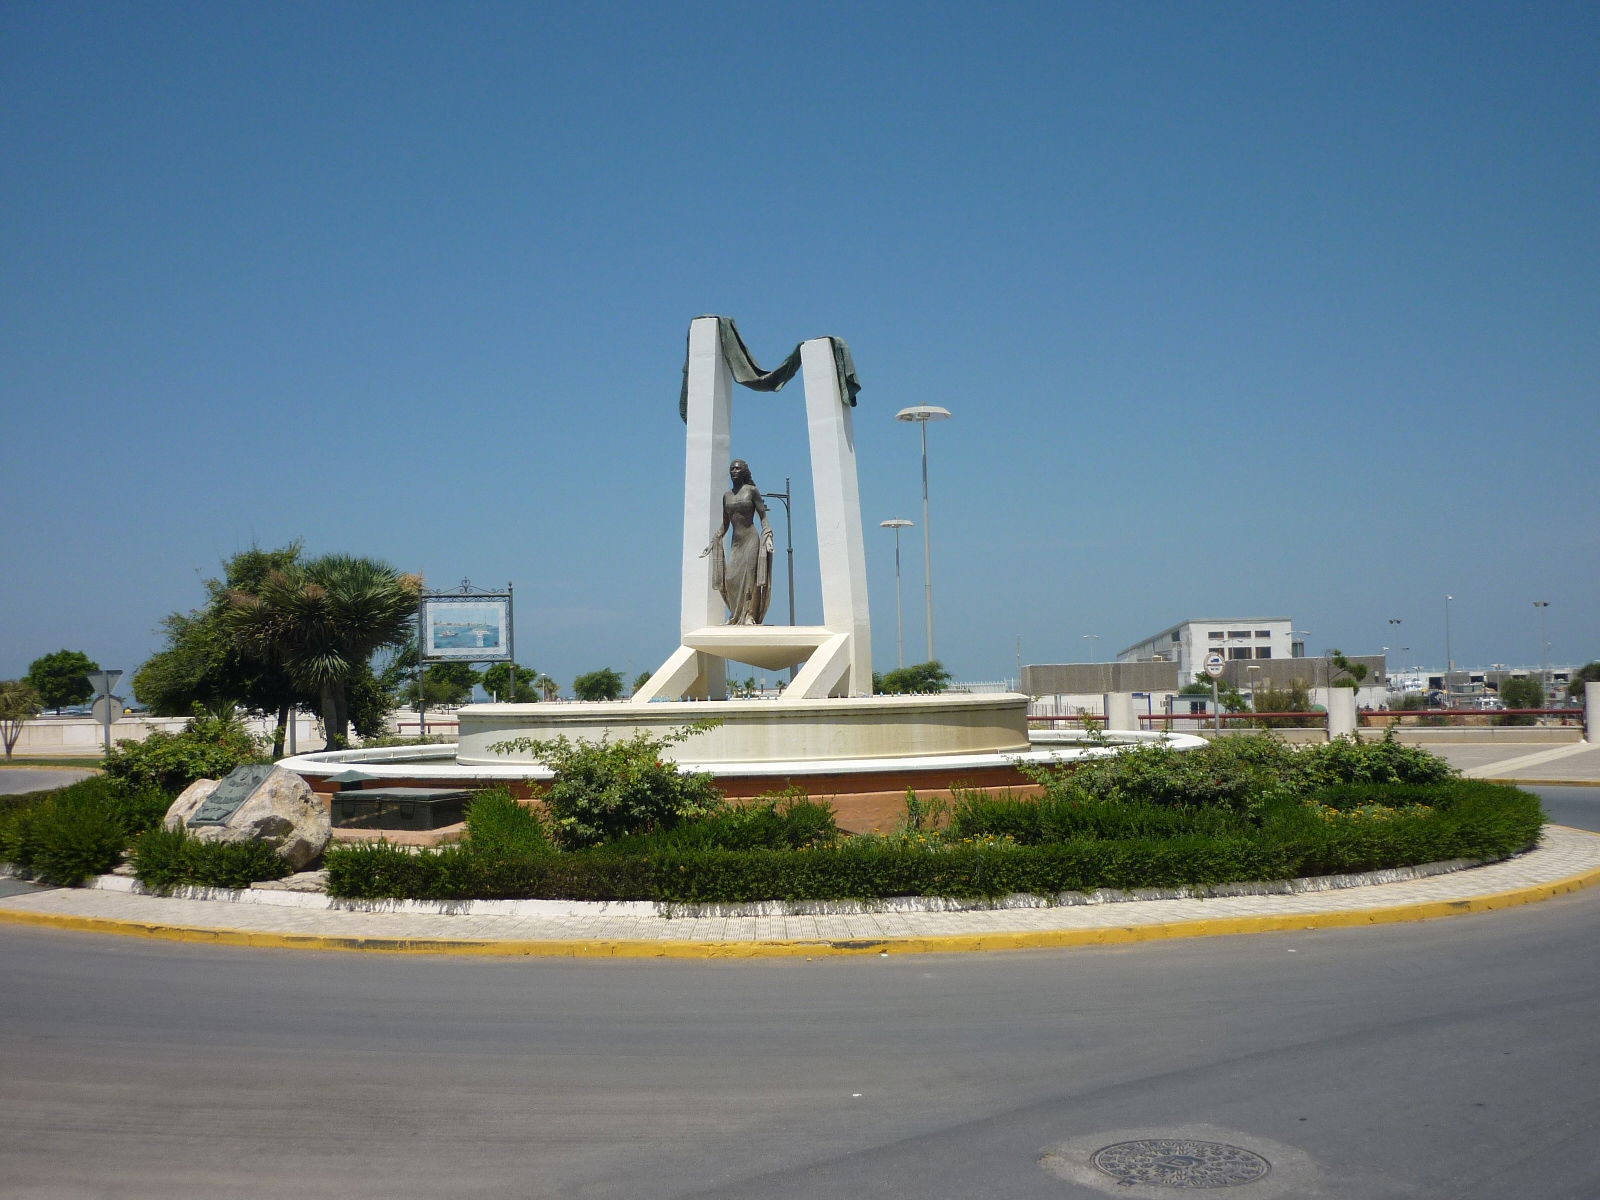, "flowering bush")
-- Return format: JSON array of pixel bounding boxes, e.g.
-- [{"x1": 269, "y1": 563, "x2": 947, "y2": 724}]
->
[{"x1": 489, "y1": 723, "x2": 723, "y2": 850}]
